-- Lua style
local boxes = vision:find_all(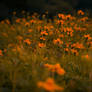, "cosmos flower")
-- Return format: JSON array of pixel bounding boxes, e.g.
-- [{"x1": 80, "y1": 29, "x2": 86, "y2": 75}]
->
[
  {"x1": 24, "y1": 39, "x2": 31, "y2": 45},
  {"x1": 44, "y1": 63, "x2": 65, "y2": 75},
  {"x1": 77, "y1": 10, "x2": 84, "y2": 15},
  {"x1": 37, "y1": 78, "x2": 63, "y2": 92}
]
